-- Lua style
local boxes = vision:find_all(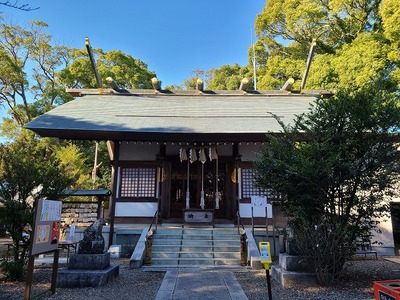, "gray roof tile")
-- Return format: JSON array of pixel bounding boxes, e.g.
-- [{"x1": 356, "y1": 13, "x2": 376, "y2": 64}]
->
[{"x1": 25, "y1": 93, "x2": 318, "y2": 141}]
